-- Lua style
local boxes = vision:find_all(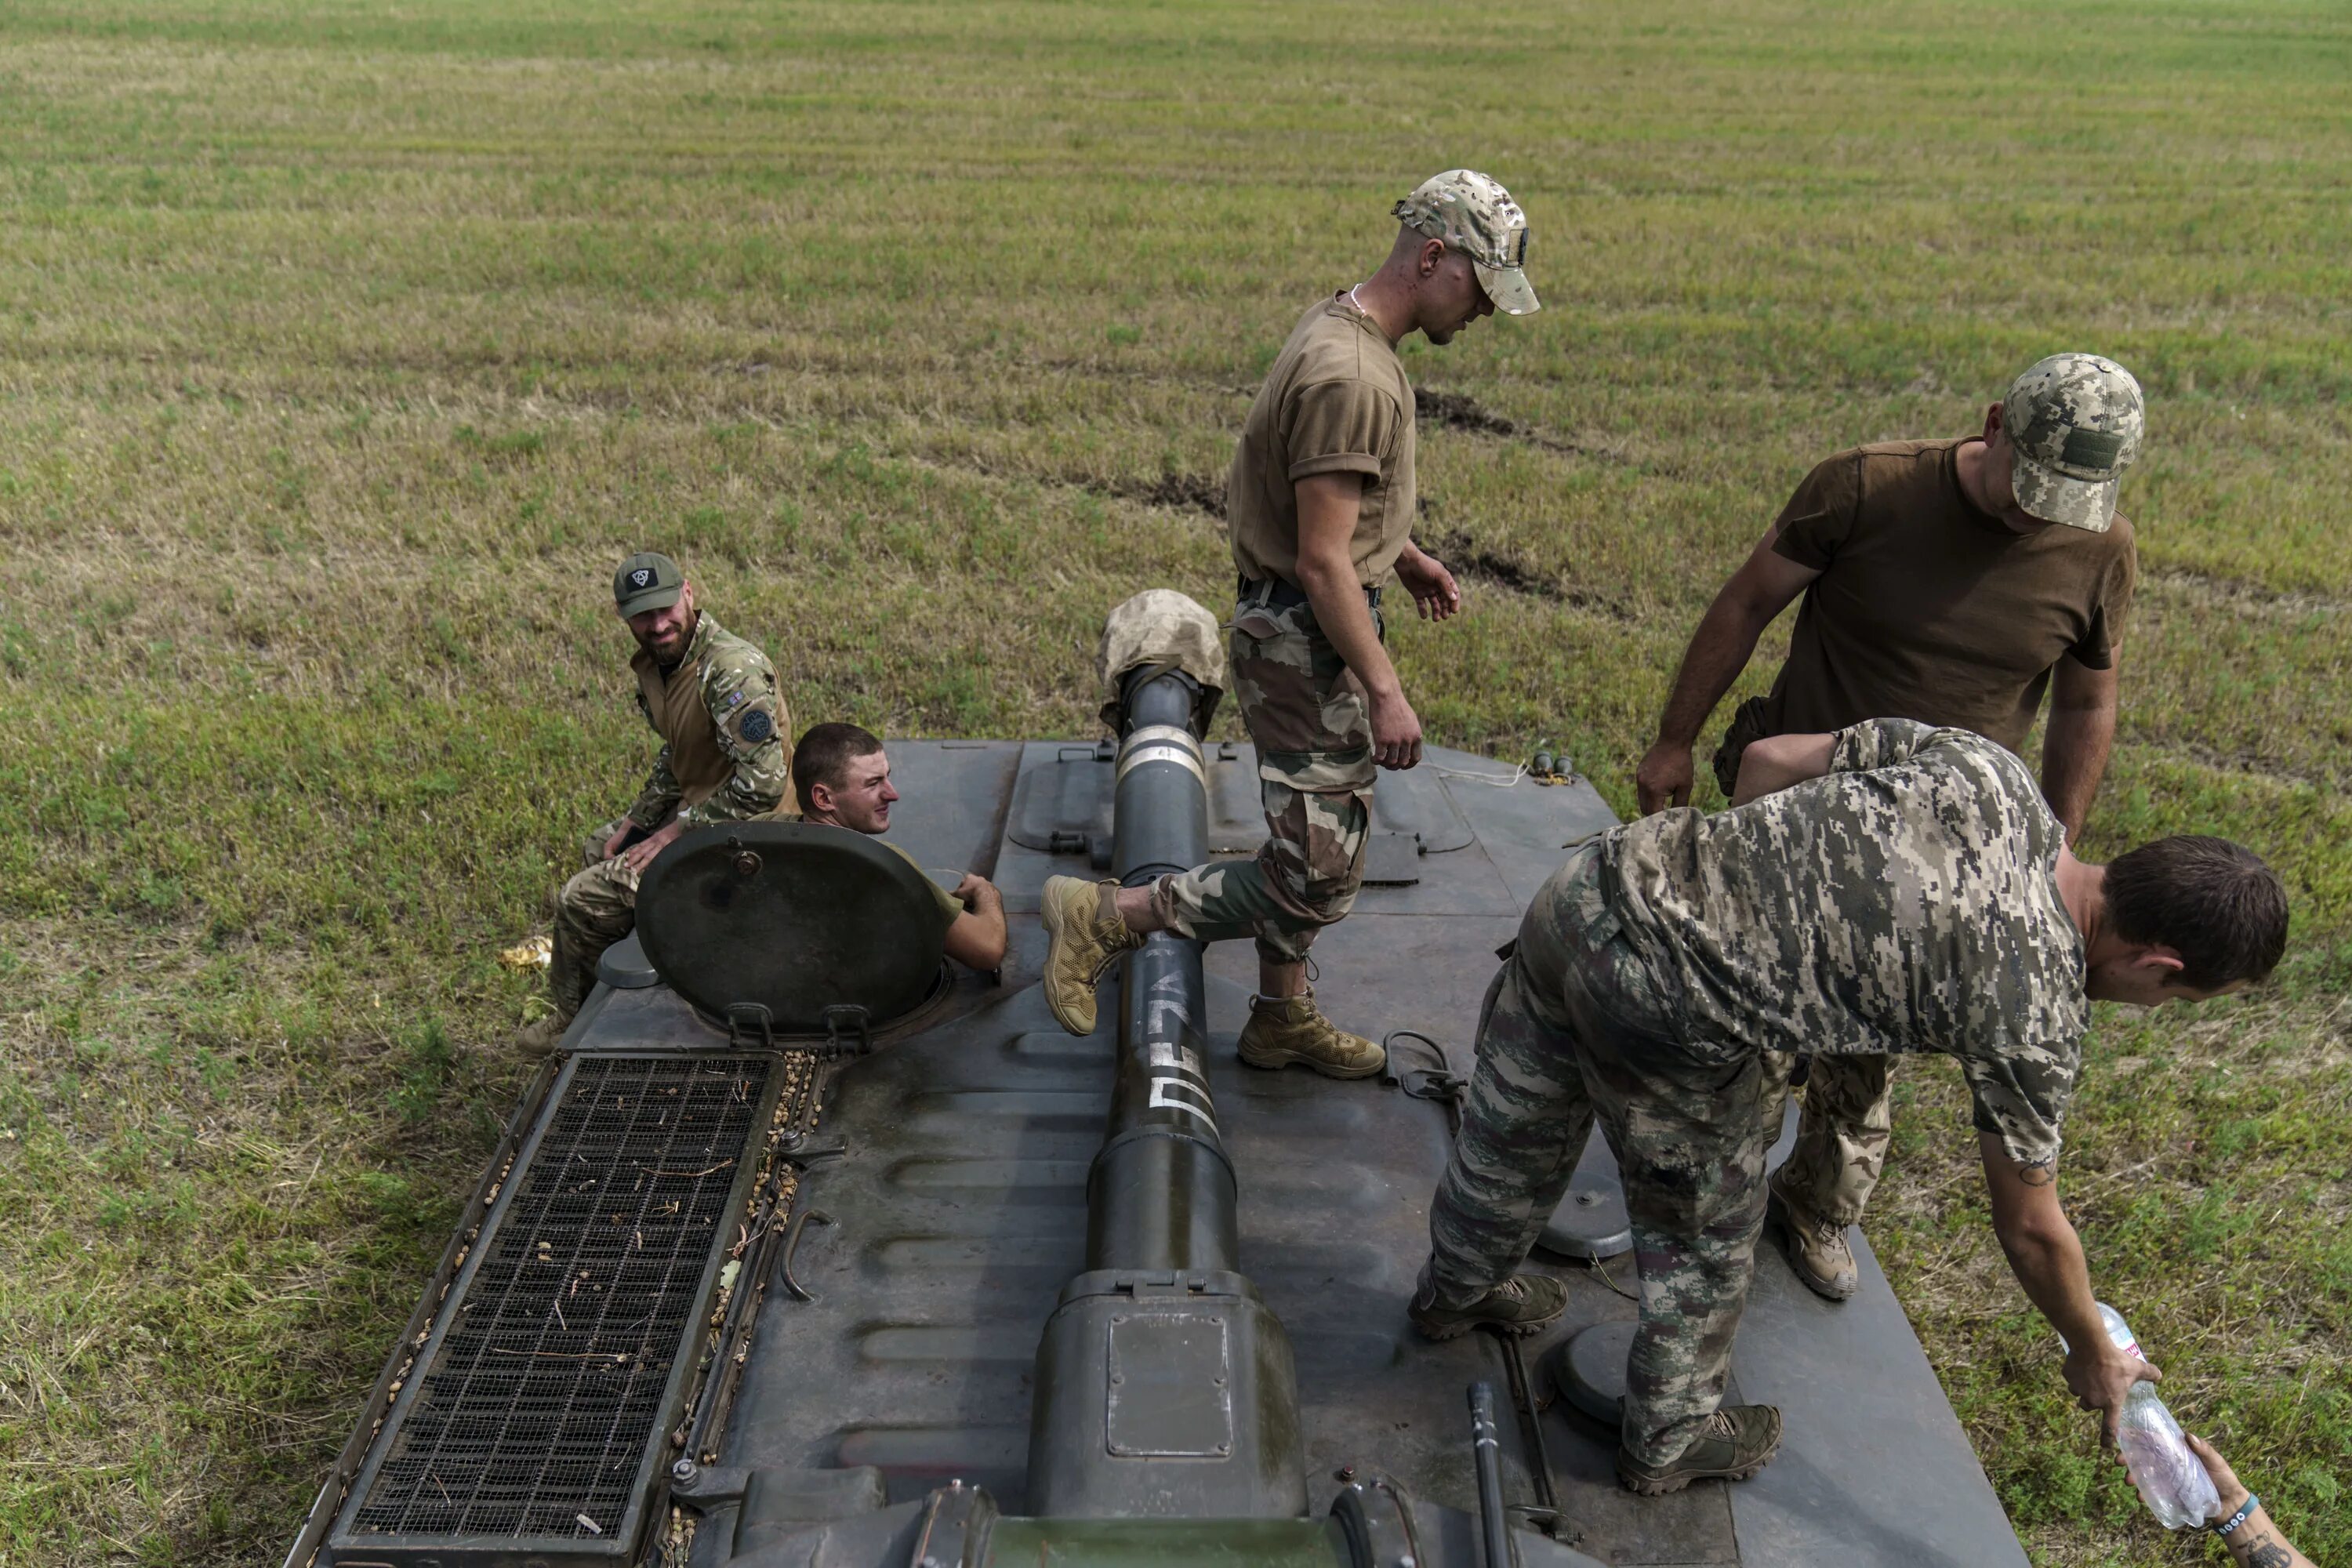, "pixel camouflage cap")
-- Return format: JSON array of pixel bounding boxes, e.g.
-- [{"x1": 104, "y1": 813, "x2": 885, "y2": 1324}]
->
[
  {"x1": 1392, "y1": 169, "x2": 1539, "y2": 316},
  {"x1": 2003, "y1": 354, "x2": 2145, "y2": 532},
  {"x1": 613, "y1": 551, "x2": 684, "y2": 615}
]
